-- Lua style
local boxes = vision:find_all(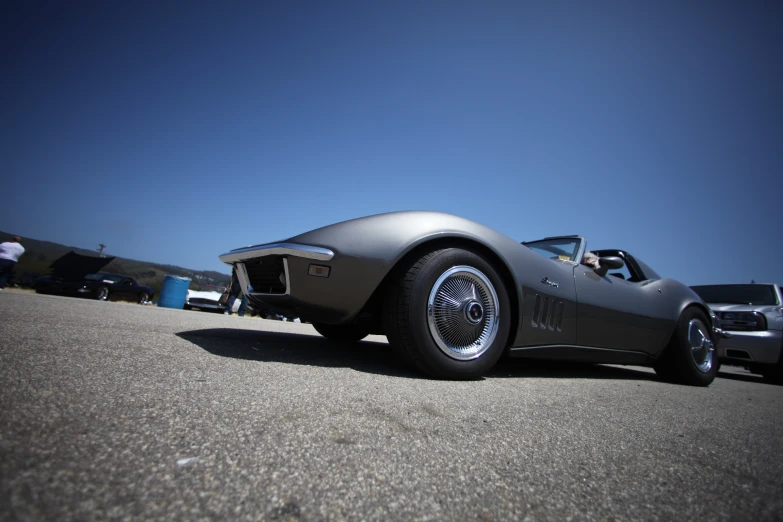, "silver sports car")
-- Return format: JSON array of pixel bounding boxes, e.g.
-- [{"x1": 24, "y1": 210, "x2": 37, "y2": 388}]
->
[{"x1": 220, "y1": 211, "x2": 721, "y2": 385}]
